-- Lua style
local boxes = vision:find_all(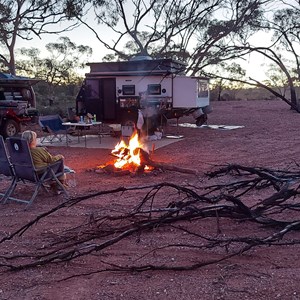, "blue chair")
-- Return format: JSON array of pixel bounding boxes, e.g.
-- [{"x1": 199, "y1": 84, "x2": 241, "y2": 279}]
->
[
  {"x1": 4, "y1": 137, "x2": 69, "y2": 208},
  {"x1": 38, "y1": 114, "x2": 68, "y2": 143}
]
